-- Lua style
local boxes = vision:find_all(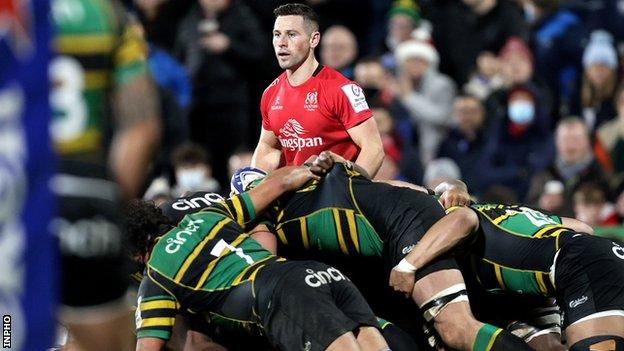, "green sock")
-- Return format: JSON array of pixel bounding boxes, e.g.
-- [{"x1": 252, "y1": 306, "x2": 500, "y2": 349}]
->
[{"x1": 472, "y1": 324, "x2": 502, "y2": 351}]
